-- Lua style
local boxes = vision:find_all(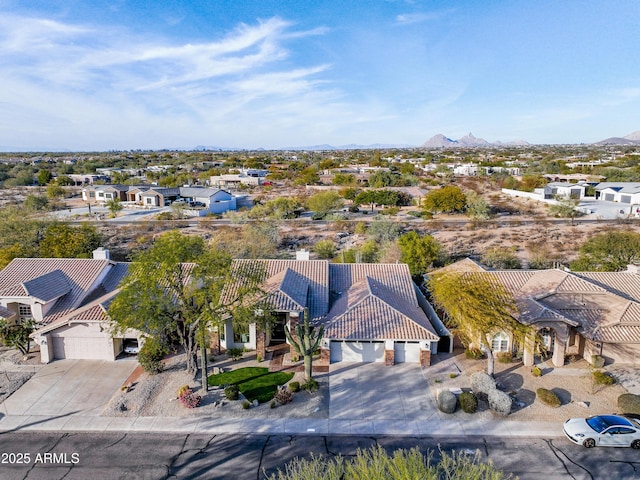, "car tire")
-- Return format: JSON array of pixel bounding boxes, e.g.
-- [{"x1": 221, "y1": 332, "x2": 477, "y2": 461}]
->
[
  {"x1": 583, "y1": 438, "x2": 596, "y2": 448},
  {"x1": 632, "y1": 440, "x2": 640, "y2": 449}
]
